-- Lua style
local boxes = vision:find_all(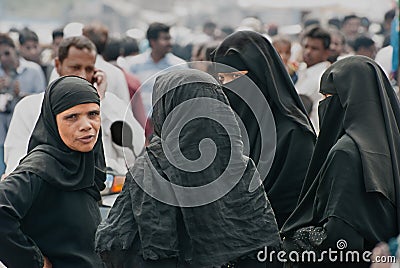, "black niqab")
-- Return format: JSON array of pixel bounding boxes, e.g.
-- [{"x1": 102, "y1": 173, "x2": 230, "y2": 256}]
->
[
  {"x1": 282, "y1": 56, "x2": 400, "y2": 240},
  {"x1": 303, "y1": 56, "x2": 400, "y2": 207},
  {"x1": 15, "y1": 75, "x2": 105, "y2": 200}
]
